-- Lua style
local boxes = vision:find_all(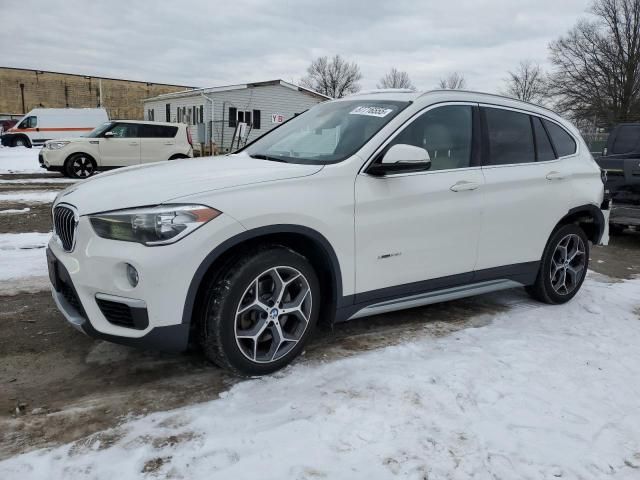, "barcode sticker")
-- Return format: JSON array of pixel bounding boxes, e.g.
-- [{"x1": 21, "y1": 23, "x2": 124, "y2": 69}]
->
[{"x1": 349, "y1": 106, "x2": 394, "y2": 118}]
